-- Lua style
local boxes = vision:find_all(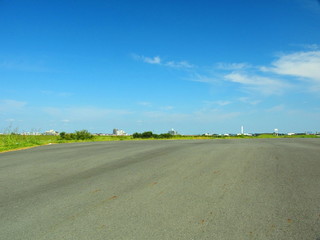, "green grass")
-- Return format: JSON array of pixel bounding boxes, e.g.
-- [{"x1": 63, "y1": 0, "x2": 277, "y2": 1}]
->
[
  {"x1": 0, "y1": 135, "x2": 137, "y2": 152},
  {"x1": 0, "y1": 134, "x2": 318, "y2": 153},
  {"x1": 0, "y1": 135, "x2": 59, "y2": 152},
  {"x1": 256, "y1": 134, "x2": 319, "y2": 138}
]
